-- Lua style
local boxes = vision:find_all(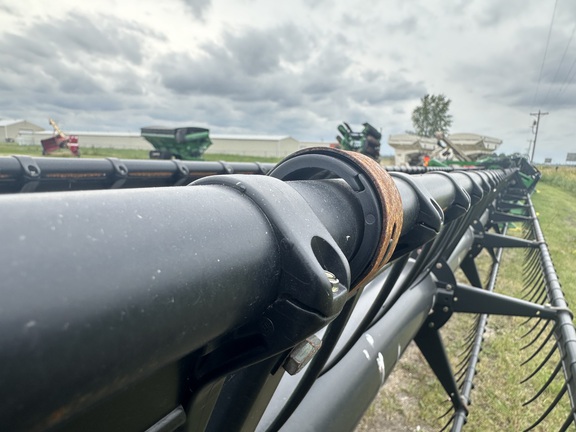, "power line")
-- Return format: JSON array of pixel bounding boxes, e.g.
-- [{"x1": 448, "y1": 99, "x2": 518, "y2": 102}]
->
[
  {"x1": 529, "y1": 110, "x2": 549, "y2": 163},
  {"x1": 558, "y1": 53, "x2": 576, "y2": 95},
  {"x1": 543, "y1": 21, "x2": 576, "y2": 108},
  {"x1": 531, "y1": 0, "x2": 559, "y2": 109}
]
